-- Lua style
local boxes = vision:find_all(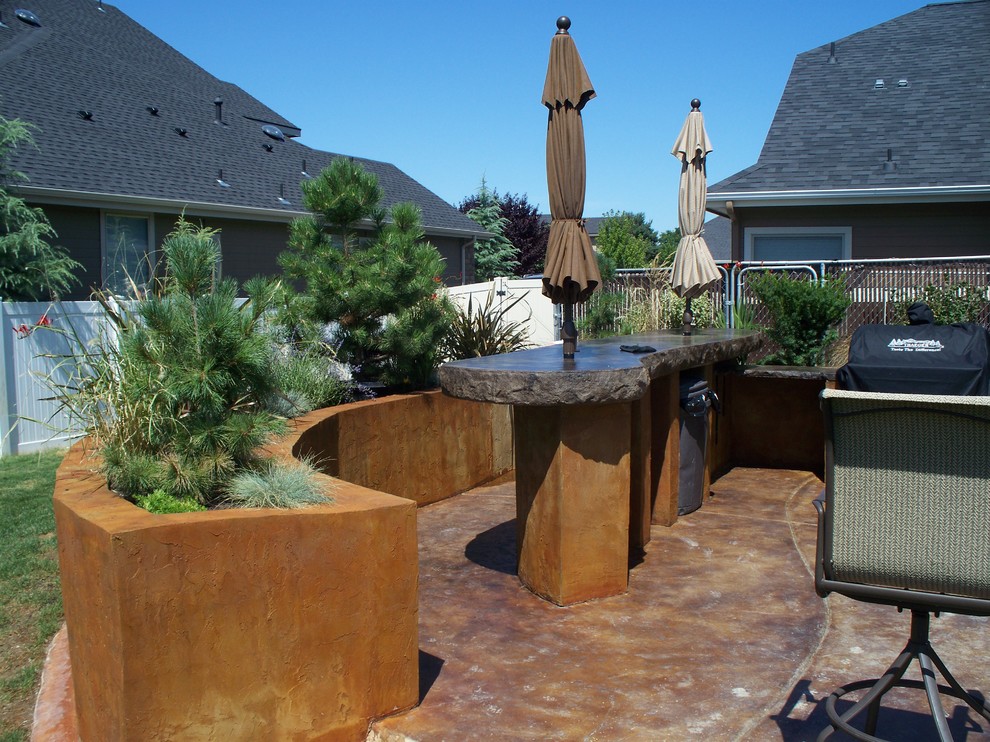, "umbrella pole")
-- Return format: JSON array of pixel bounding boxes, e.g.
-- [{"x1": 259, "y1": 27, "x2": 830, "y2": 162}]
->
[
  {"x1": 682, "y1": 297, "x2": 694, "y2": 336},
  {"x1": 562, "y1": 301, "x2": 577, "y2": 358}
]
